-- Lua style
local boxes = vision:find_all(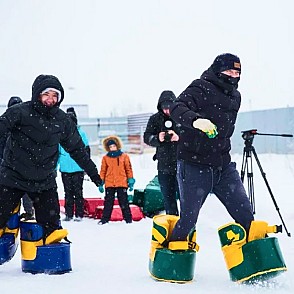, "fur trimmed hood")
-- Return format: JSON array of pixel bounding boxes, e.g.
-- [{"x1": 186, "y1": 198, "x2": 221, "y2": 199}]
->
[{"x1": 102, "y1": 135, "x2": 123, "y2": 152}]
